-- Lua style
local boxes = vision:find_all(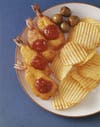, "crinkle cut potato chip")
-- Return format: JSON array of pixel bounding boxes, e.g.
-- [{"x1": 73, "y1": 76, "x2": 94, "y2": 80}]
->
[
  {"x1": 60, "y1": 42, "x2": 87, "y2": 65},
  {"x1": 51, "y1": 54, "x2": 72, "y2": 80},
  {"x1": 80, "y1": 18, "x2": 100, "y2": 31},
  {"x1": 68, "y1": 22, "x2": 100, "y2": 49},
  {"x1": 71, "y1": 71, "x2": 98, "y2": 91},
  {"x1": 80, "y1": 18, "x2": 100, "y2": 24},
  {"x1": 59, "y1": 76, "x2": 88, "y2": 103},
  {"x1": 52, "y1": 92, "x2": 73, "y2": 110},
  {"x1": 86, "y1": 54, "x2": 100, "y2": 66},
  {"x1": 80, "y1": 18, "x2": 100, "y2": 46},
  {"x1": 78, "y1": 64, "x2": 100, "y2": 80},
  {"x1": 78, "y1": 54, "x2": 100, "y2": 80},
  {"x1": 78, "y1": 49, "x2": 96, "y2": 65}
]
